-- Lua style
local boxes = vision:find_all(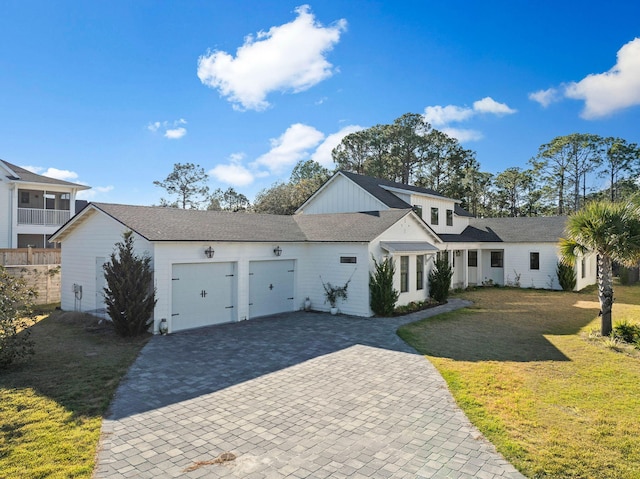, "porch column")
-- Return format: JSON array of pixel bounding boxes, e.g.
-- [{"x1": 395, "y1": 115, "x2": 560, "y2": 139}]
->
[
  {"x1": 463, "y1": 249, "x2": 469, "y2": 289},
  {"x1": 477, "y1": 249, "x2": 483, "y2": 286}
]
